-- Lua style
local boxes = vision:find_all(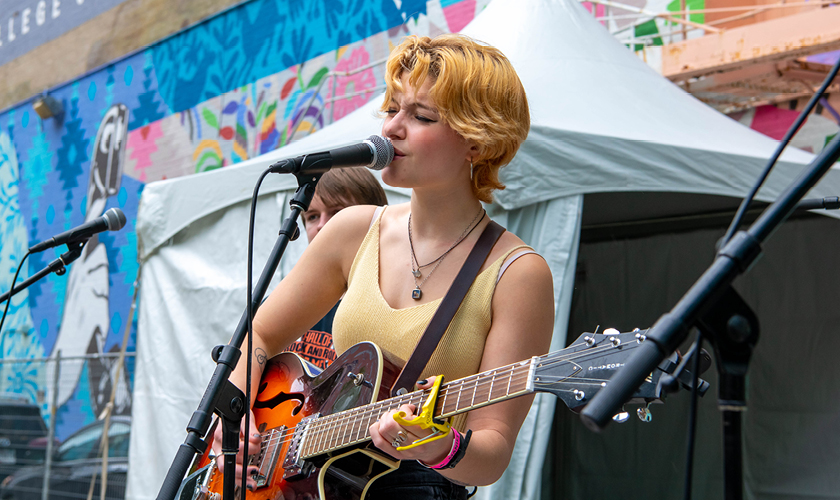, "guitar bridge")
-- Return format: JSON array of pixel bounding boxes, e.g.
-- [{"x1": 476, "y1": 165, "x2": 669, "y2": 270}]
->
[
  {"x1": 251, "y1": 426, "x2": 286, "y2": 488},
  {"x1": 282, "y1": 414, "x2": 318, "y2": 480}
]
